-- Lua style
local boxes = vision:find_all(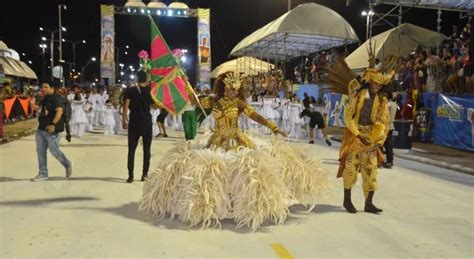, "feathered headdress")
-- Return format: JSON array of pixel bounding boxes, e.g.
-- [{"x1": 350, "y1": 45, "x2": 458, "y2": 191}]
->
[
  {"x1": 323, "y1": 56, "x2": 357, "y2": 95},
  {"x1": 362, "y1": 68, "x2": 395, "y2": 86}
]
